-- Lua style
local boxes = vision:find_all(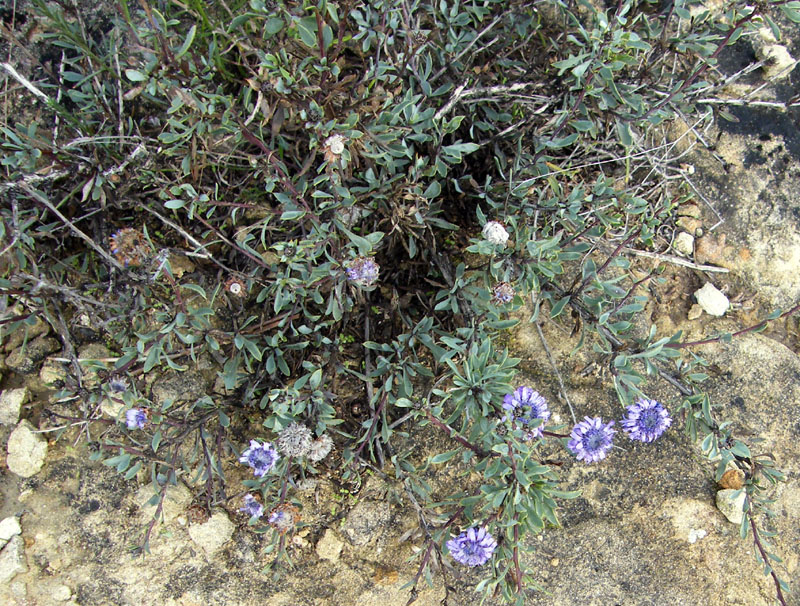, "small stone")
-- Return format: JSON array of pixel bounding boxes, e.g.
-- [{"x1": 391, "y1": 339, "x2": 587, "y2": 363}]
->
[
  {"x1": 1, "y1": 314, "x2": 50, "y2": 352},
  {"x1": 0, "y1": 517, "x2": 22, "y2": 547},
  {"x1": 676, "y1": 216, "x2": 701, "y2": 234},
  {"x1": 757, "y1": 44, "x2": 797, "y2": 80},
  {"x1": 550, "y1": 557, "x2": 559, "y2": 567},
  {"x1": 187, "y1": 511, "x2": 234, "y2": 555},
  {"x1": 0, "y1": 535, "x2": 27, "y2": 584},
  {"x1": 135, "y1": 484, "x2": 192, "y2": 524},
  {"x1": 99, "y1": 396, "x2": 125, "y2": 420},
  {"x1": 687, "y1": 304, "x2": 704, "y2": 321},
  {"x1": 52, "y1": 584, "x2": 72, "y2": 601},
  {"x1": 695, "y1": 282, "x2": 730, "y2": 317},
  {"x1": 687, "y1": 528, "x2": 707, "y2": 544},
  {"x1": 719, "y1": 468, "x2": 745, "y2": 490},
  {"x1": 6, "y1": 420, "x2": 48, "y2": 478},
  {"x1": 673, "y1": 232, "x2": 694, "y2": 256},
  {"x1": 5, "y1": 336, "x2": 60, "y2": 374},
  {"x1": 316, "y1": 529, "x2": 344, "y2": 562},
  {"x1": 677, "y1": 202, "x2": 701, "y2": 218},
  {"x1": 0, "y1": 388, "x2": 29, "y2": 425},
  {"x1": 694, "y1": 232, "x2": 729, "y2": 266},
  {"x1": 716, "y1": 489, "x2": 746, "y2": 524},
  {"x1": 39, "y1": 358, "x2": 68, "y2": 386}
]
